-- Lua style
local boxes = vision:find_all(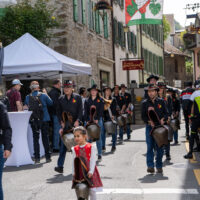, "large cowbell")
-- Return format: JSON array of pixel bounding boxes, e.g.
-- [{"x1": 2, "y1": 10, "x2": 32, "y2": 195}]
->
[
  {"x1": 75, "y1": 183, "x2": 89, "y2": 200},
  {"x1": 170, "y1": 118, "x2": 179, "y2": 132},
  {"x1": 86, "y1": 105, "x2": 100, "y2": 141},
  {"x1": 62, "y1": 133, "x2": 76, "y2": 151},
  {"x1": 148, "y1": 107, "x2": 168, "y2": 147},
  {"x1": 117, "y1": 115, "x2": 126, "y2": 127},
  {"x1": 164, "y1": 125, "x2": 174, "y2": 142},
  {"x1": 122, "y1": 113, "x2": 132, "y2": 124},
  {"x1": 86, "y1": 123, "x2": 100, "y2": 141},
  {"x1": 104, "y1": 121, "x2": 116, "y2": 135},
  {"x1": 61, "y1": 111, "x2": 76, "y2": 151},
  {"x1": 151, "y1": 126, "x2": 169, "y2": 147}
]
